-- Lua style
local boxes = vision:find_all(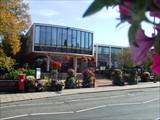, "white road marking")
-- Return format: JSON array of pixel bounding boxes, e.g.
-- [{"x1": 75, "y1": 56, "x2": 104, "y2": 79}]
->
[
  {"x1": 30, "y1": 111, "x2": 74, "y2": 116},
  {"x1": 107, "y1": 102, "x2": 141, "y2": 107},
  {"x1": 143, "y1": 98, "x2": 159, "y2": 104},
  {"x1": 0, "y1": 94, "x2": 127, "y2": 109},
  {"x1": 76, "y1": 102, "x2": 141, "y2": 113},
  {"x1": 55, "y1": 101, "x2": 64, "y2": 104},
  {"x1": 68, "y1": 94, "x2": 126, "y2": 103},
  {"x1": 0, "y1": 114, "x2": 28, "y2": 120},
  {"x1": 0, "y1": 112, "x2": 74, "y2": 120},
  {"x1": 76, "y1": 105, "x2": 106, "y2": 113},
  {"x1": 0, "y1": 103, "x2": 53, "y2": 109}
]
